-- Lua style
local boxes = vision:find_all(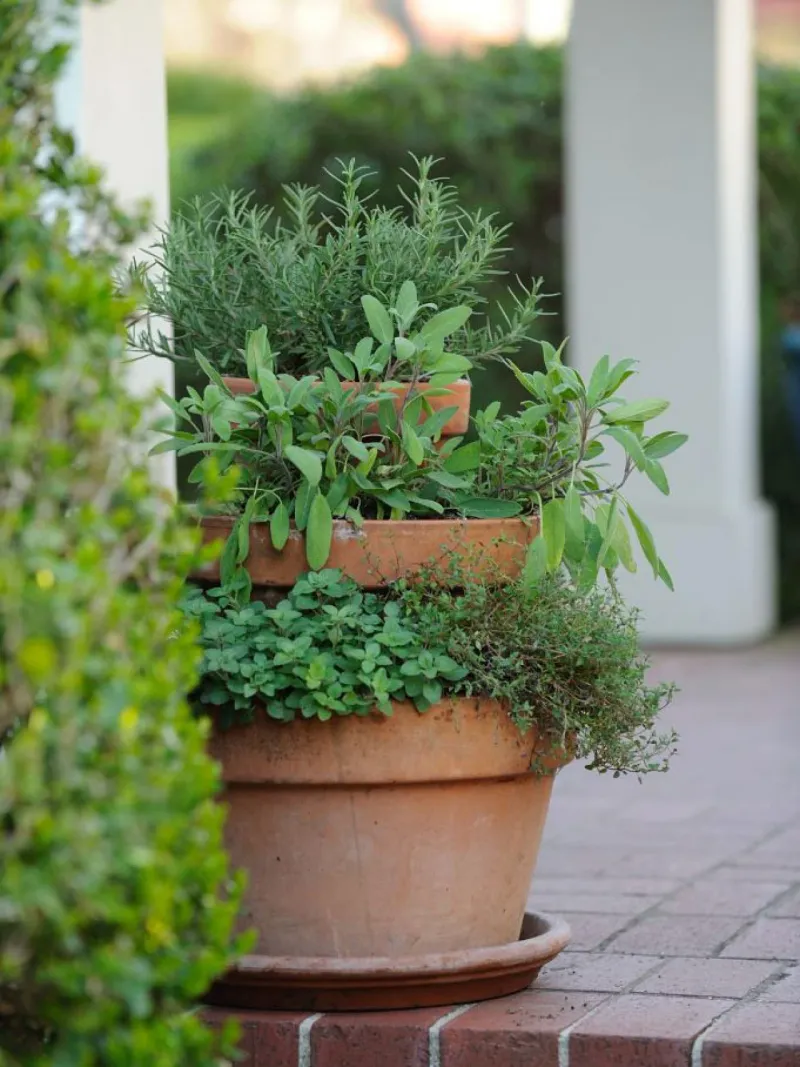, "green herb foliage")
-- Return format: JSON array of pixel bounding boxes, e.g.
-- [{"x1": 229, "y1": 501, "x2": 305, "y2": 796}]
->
[
  {"x1": 157, "y1": 321, "x2": 685, "y2": 589},
  {"x1": 167, "y1": 50, "x2": 800, "y2": 625},
  {"x1": 186, "y1": 567, "x2": 676, "y2": 778},
  {"x1": 0, "y1": 1, "x2": 244, "y2": 1062},
  {"x1": 403, "y1": 566, "x2": 677, "y2": 778},
  {"x1": 131, "y1": 157, "x2": 543, "y2": 375},
  {"x1": 184, "y1": 570, "x2": 466, "y2": 723}
]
